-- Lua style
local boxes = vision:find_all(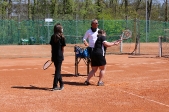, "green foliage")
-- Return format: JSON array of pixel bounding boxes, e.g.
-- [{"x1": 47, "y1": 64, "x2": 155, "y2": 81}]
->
[
  {"x1": 0, "y1": 0, "x2": 166, "y2": 21},
  {"x1": 1, "y1": 1, "x2": 8, "y2": 6}
]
